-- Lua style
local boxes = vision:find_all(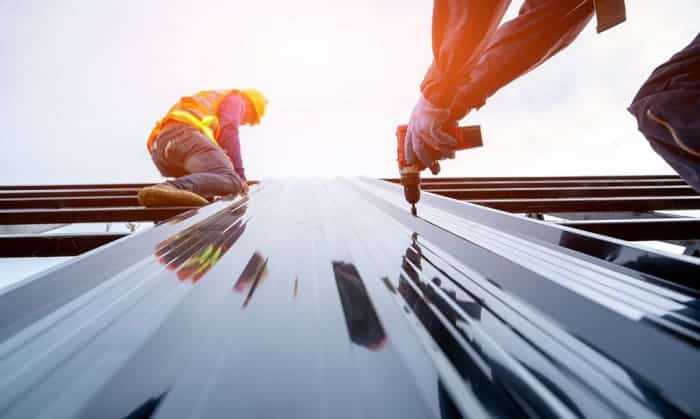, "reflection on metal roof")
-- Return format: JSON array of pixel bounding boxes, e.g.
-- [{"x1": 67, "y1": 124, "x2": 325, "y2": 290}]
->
[{"x1": 1, "y1": 178, "x2": 700, "y2": 418}]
